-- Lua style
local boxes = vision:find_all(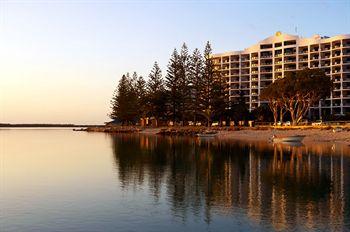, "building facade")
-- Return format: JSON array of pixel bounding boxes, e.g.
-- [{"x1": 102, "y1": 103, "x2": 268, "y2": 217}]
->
[{"x1": 212, "y1": 32, "x2": 350, "y2": 118}]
